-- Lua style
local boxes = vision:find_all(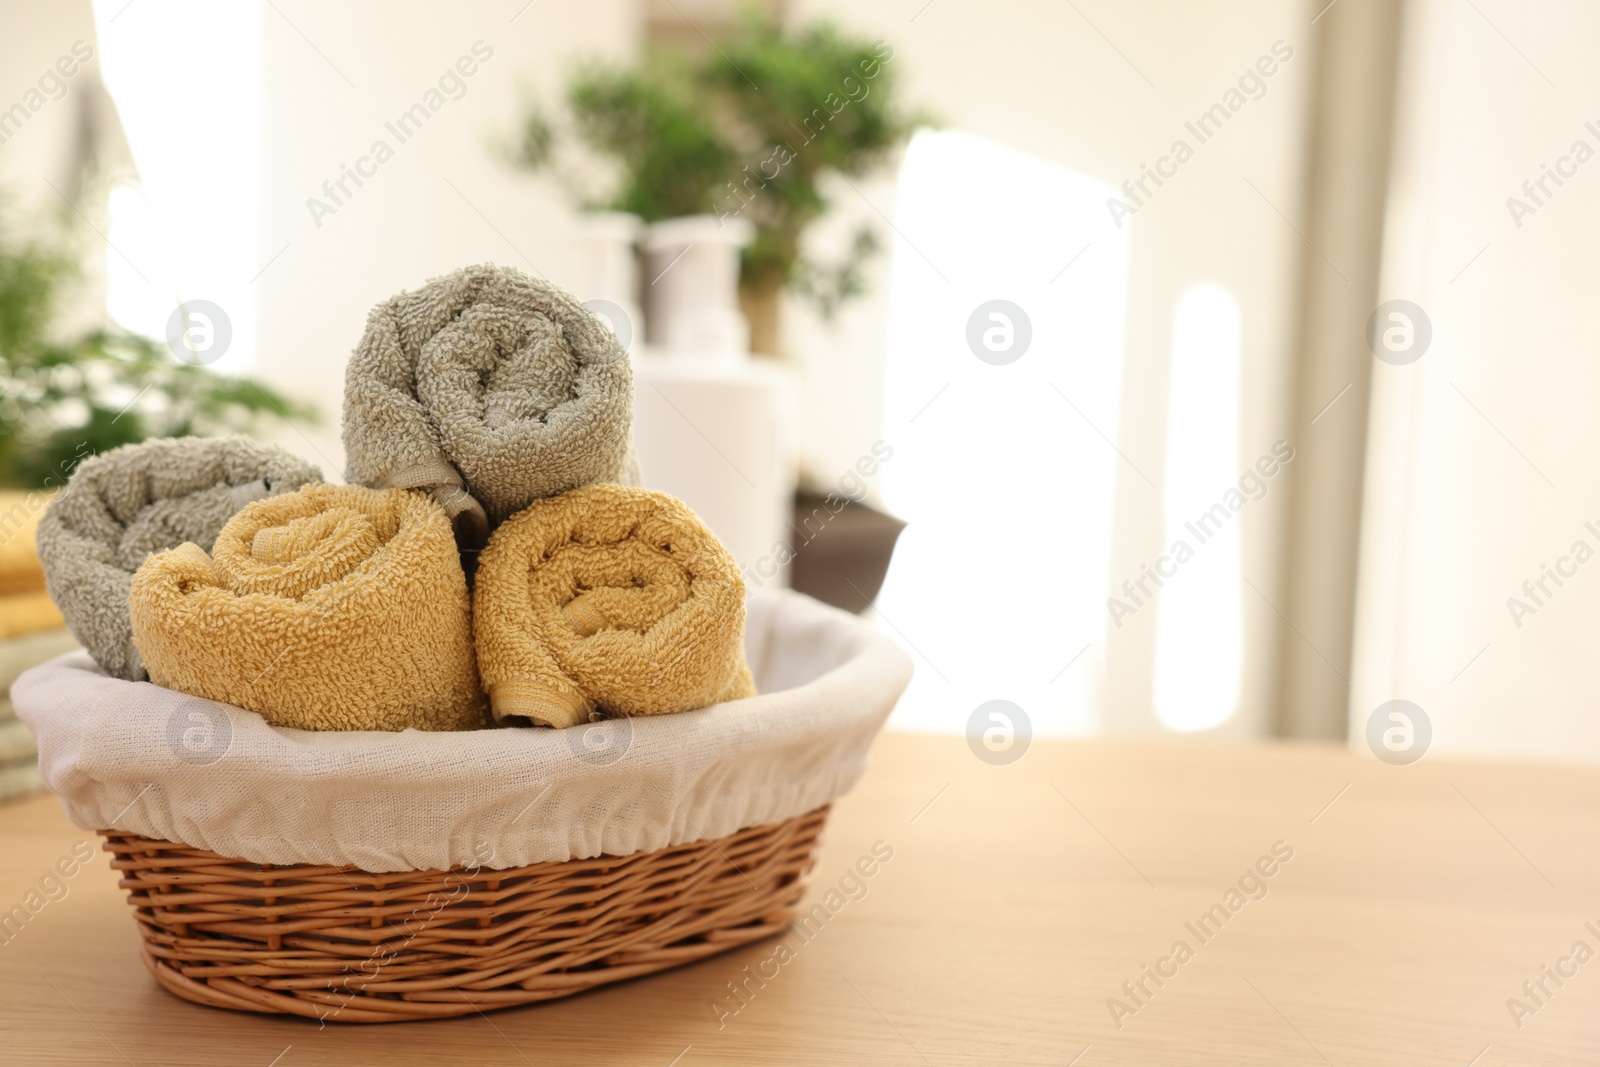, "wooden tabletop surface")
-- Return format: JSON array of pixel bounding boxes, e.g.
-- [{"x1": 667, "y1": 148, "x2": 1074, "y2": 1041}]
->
[{"x1": 2, "y1": 731, "x2": 1598, "y2": 1065}]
